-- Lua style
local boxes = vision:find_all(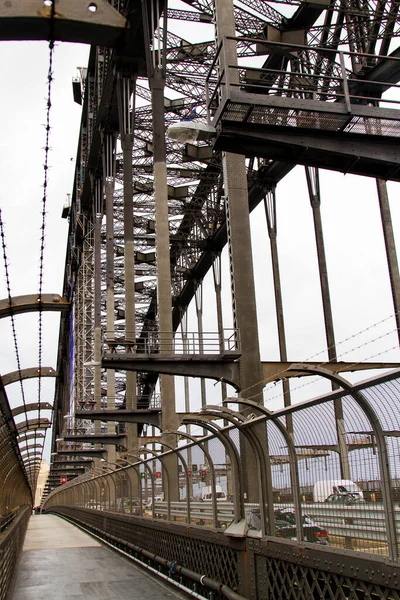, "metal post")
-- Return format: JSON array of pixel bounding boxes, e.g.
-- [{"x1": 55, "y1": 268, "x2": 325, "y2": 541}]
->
[
  {"x1": 214, "y1": 0, "x2": 266, "y2": 505},
  {"x1": 263, "y1": 187, "x2": 293, "y2": 435},
  {"x1": 117, "y1": 73, "x2": 138, "y2": 456},
  {"x1": 376, "y1": 179, "x2": 400, "y2": 346},
  {"x1": 180, "y1": 308, "x2": 193, "y2": 500},
  {"x1": 94, "y1": 179, "x2": 103, "y2": 468},
  {"x1": 103, "y1": 132, "x2": 117, "y2": 467},
  {"x1": 195, "y1": 282, "x2": 207, "y2": 411},
  {"x1": 305, "y1": 166, "x2": 351, "y2": 480},
  {"x1": 143, "y1": 0, "x2": 179, "y2": 500}
]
